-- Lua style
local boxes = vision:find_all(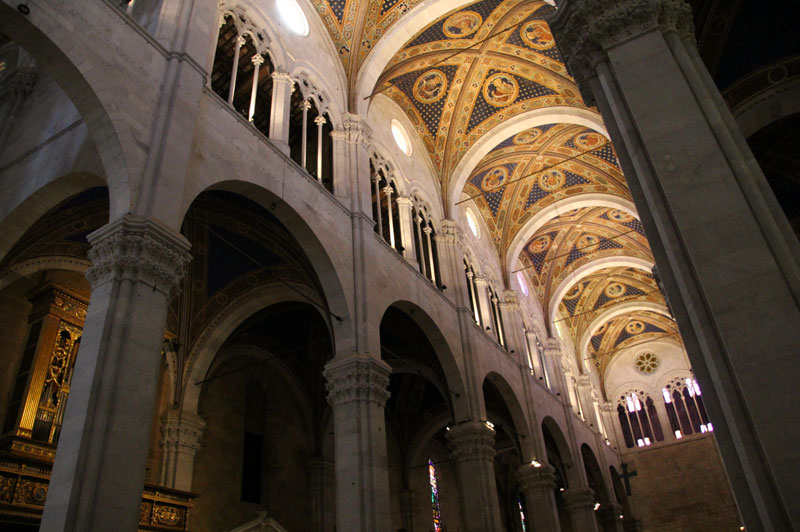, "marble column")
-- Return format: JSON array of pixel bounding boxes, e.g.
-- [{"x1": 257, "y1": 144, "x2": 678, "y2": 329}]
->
[
  {"x1": 597, "y1": 502, "x2": 625, "y2": 532},
  {"x1": 269, "y1": 72, "x2": 293, "y2": 154},
  {"x1": 563, "y1": 487, "x2": 599, "y2": 532},
  {"x1": 40, "y1": 215, "x2": 191, "y2": 532},
  {"x1": 446, "y1": 421, "x2": 503, "y2": 532},
  {"x1": 309, "y1": 458, "x2": 335, "y2": 532},
  {"x1": 395, "y1": 197, "x2": 418, "y2": 266},
  {"x1": 323, "y1": 354, "x2": 392, "y2": 532},
  {"x1": 551, "y1": 2, "x2": 800, "y2": 528},
  {"x1": 159, "y1": 410, "x2": 206, "y2": 491},
  {"x1": 517, "y1": 463, "x2": 561, "y2": 532}
]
